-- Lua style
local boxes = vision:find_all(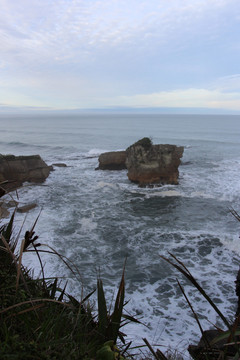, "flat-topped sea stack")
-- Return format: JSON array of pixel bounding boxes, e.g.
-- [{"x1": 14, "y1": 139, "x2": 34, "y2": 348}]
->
[
  {"x1": 96, "y1": 151, "x2": 127, "y2": 170},
  {"x1": 0, "y1": 154, "x2": 52, "y2": 194},
  {"x1": 126, "y1": 138, "x2": 184, "y2": 186},
  {"x1": 96, "y1": 137, "x2": 184, "y2": 186}
]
